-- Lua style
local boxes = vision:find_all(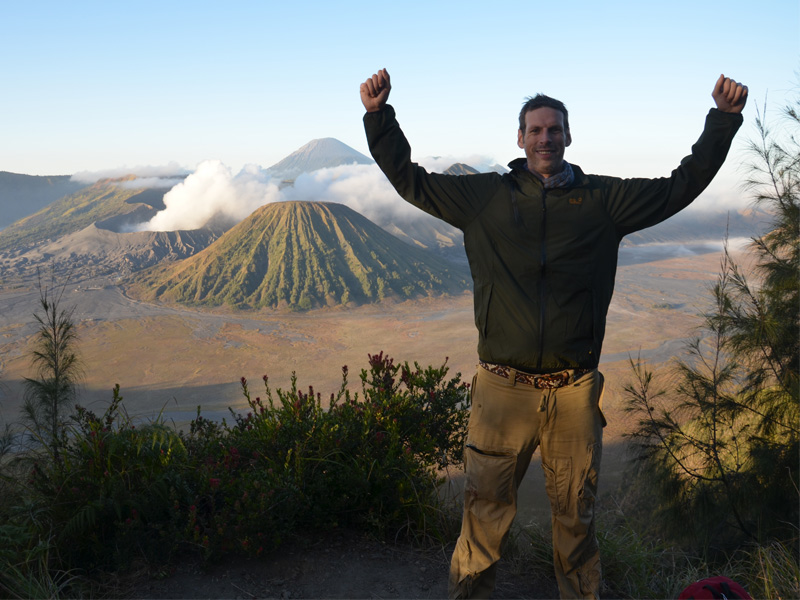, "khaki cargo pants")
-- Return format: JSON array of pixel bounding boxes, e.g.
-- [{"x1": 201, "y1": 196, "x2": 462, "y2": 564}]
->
[{"x1": 449, "y1": 366, "x2": 605, "y2": 599}]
